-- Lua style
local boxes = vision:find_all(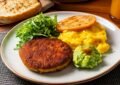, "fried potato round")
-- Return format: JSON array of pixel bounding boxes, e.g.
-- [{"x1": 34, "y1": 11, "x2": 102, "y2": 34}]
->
[
  {"x1": 57, "y1": 15, "x2": 96, "y2": 32},
  {"x1": 19, "y1": 38, "x2": 72, "y2": 73}
]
